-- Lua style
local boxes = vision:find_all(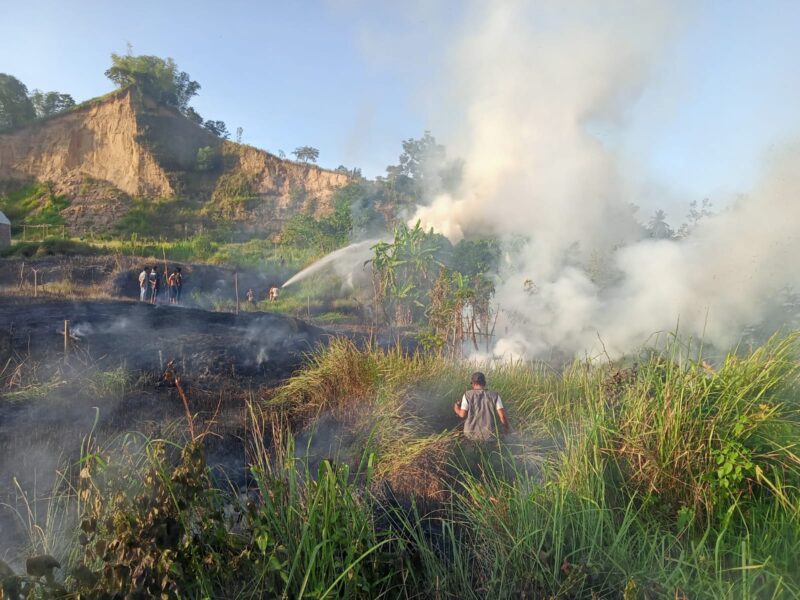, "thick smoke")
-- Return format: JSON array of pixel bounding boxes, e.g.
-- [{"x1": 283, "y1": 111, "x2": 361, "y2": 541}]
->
[{"x1": 409, "y1": 1, "x2": 799, "y2": 357}]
